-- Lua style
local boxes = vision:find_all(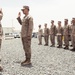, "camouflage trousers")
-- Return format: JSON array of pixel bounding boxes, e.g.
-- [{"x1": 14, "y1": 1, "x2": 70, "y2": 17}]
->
[
  {"x1": 38, "y1": 35, "x2": 42, "y2": 44},
  {"x1": 44, "y1": 36, "x2": 49, "y2": 45},
  {"x1": 21, "y1": 37, "x2": 31, "y2": 60},
  {"x1": 0, "y1": 39, "x2": 2, "y2": 49},
  {"x1": 57, "y1": 35, "x2": 62, "y2": 46},
  {"x1": 50, "y1": 34, "x2": 55, "y2": 45},
  {"x1": 64, "y1": 35, "x2": 69, "y2": 46},
  {"x1": 70, "y1": 35, "x2": 72, "y2": 45},
  {"x1": 71, "y1": 35, "x2": 75, "y2": 48},
  {"x1": 0, "y1": 39, "x2": 2, "y2": 62}
]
